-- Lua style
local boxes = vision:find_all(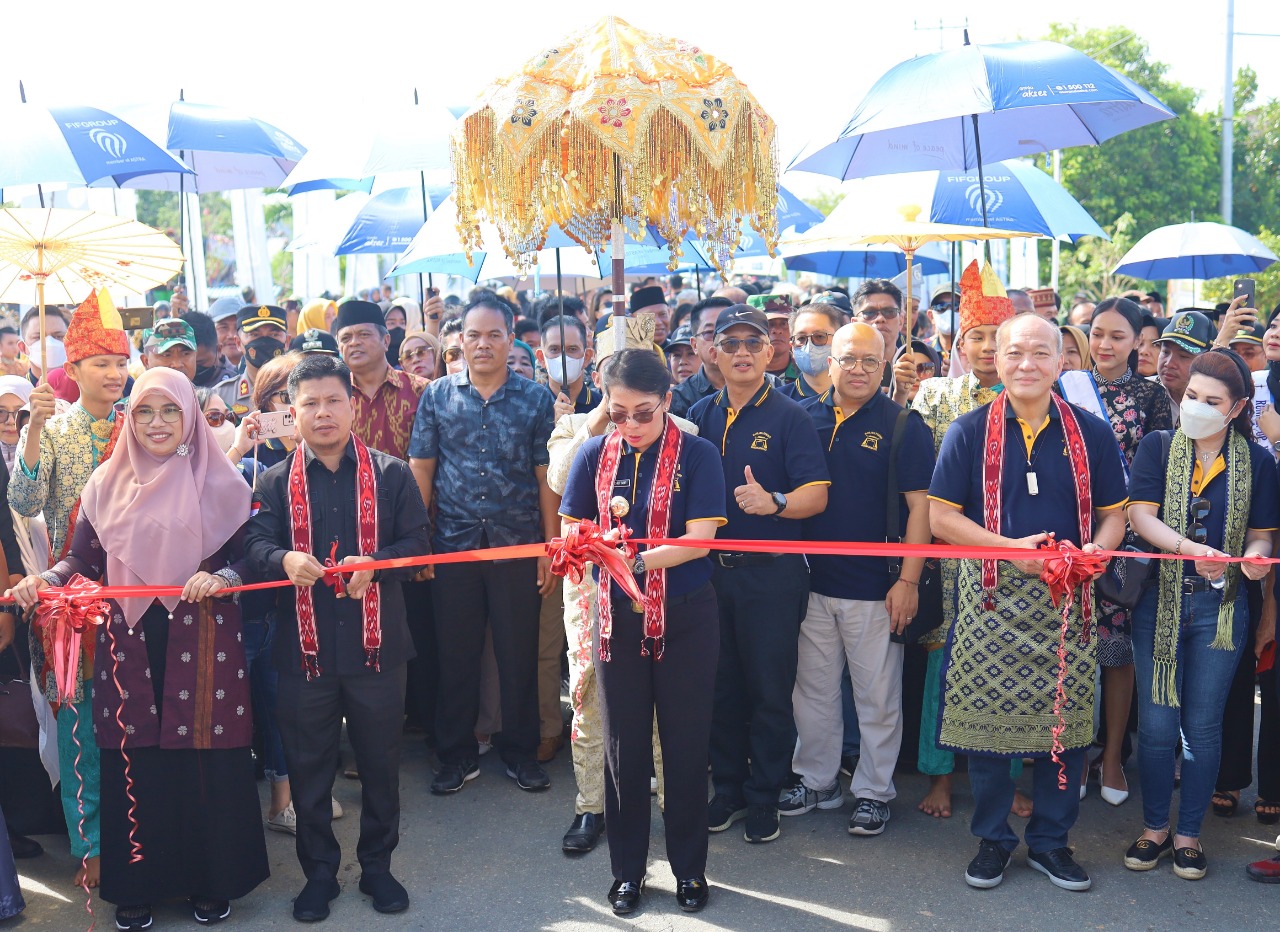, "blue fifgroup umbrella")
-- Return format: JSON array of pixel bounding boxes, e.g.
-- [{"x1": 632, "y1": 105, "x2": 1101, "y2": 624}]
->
[
  {"x1": 336, "y1": 186, "x2": 452, "y2": 256},
  {"x1": 783, "y1": 241, "x2": 949, "y2": 279}
]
